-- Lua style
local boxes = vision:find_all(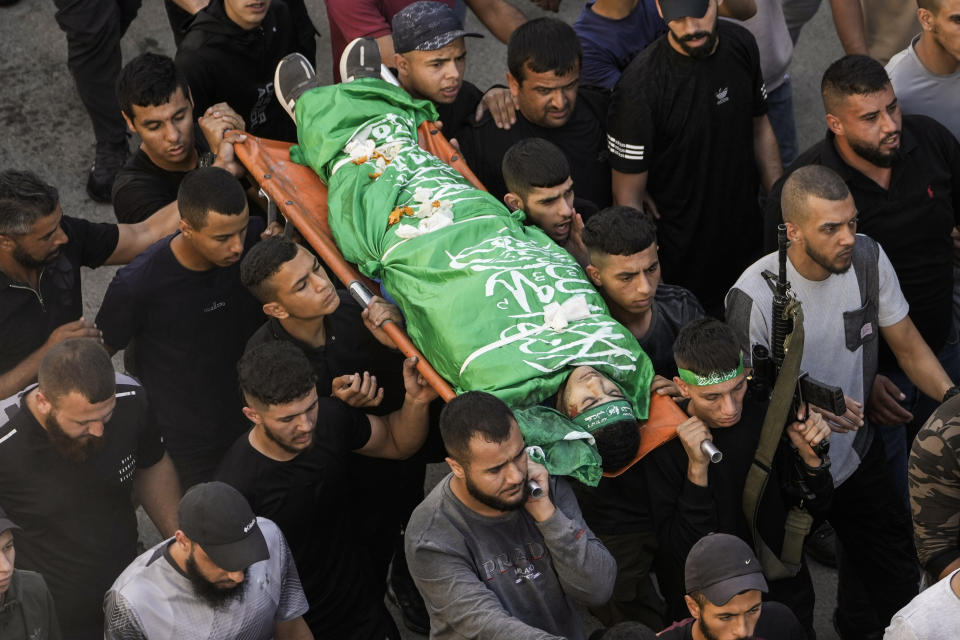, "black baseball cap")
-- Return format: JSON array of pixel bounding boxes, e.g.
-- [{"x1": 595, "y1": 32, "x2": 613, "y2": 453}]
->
[
  {"x1": 684, "y1": 533, "x2": 768, "y2": 606},
  {"x1": 0, "y1": 506, "x2": 20, "y2": 536},
  {"x1": 178, "y1": 482, "x2": 269, "y2": 572},
  {"x1": 392, "y1": 1, "x2": 483, "y2": 54},
  {"x1": 659, "y1": 0, "x2": 710, "y2": 22}
]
